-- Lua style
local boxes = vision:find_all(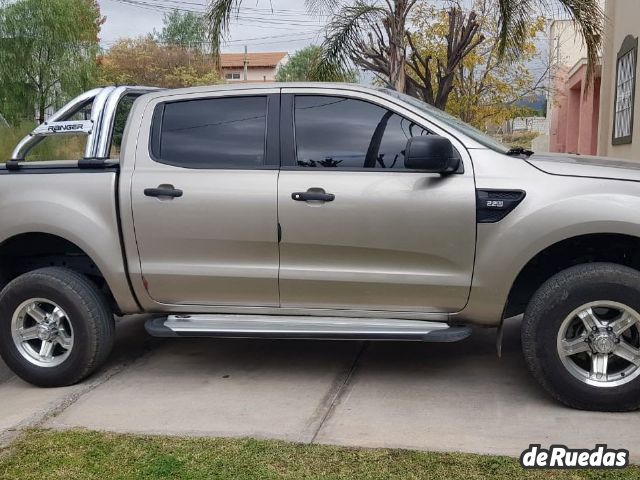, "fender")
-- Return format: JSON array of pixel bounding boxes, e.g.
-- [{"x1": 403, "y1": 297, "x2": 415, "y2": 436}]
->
[
  {"x1": 0, "y1": 171, "x2": 141, "y2": 313},
  {"x1": 458, "y1": 150, "x2": 640, "y2": 325}
]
